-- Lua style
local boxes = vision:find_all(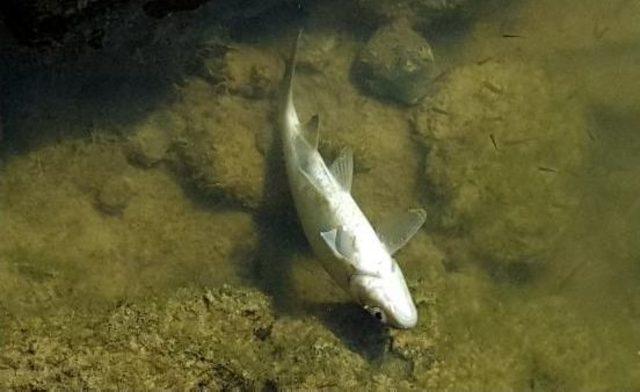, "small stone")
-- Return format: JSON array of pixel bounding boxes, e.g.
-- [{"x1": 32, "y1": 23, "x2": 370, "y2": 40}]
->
[
  {"x1": 354, "y1": 20, "x2": 436, "y2": 105},
  {"x1": 97, "y1": 176, "x2": 134, "y2": 214}
]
